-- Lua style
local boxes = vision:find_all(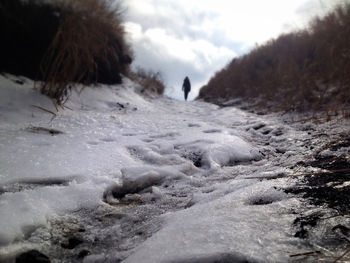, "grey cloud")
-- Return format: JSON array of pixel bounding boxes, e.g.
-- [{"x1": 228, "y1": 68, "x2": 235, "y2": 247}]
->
[
  {"x1": 123, "y1": 1, "x2": 239, "y2": 100},
  {"x1": 295, "y1": 0, "x2": 350, "y2": 22},
  {"x1": 131, "y1": 34, "x2": 225, "y2": 100},
  {"x1": 125, "y1": 3, "x2": 219, "y2": 41}
]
